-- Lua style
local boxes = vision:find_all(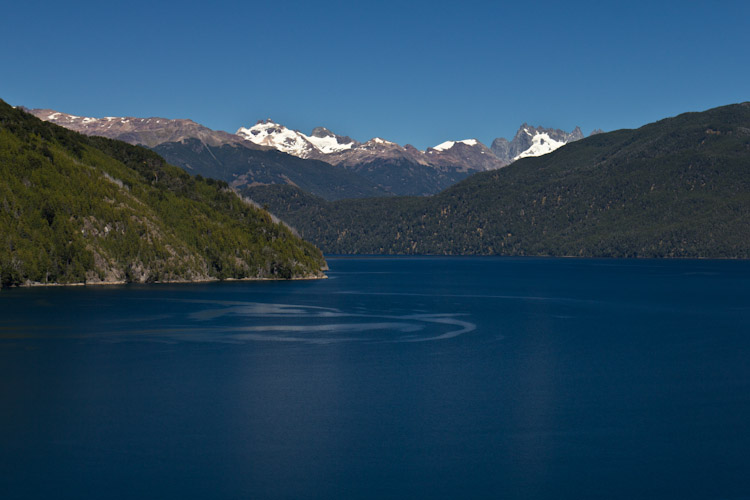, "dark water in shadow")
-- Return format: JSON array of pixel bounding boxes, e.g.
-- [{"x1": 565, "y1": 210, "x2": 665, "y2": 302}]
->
[{"x1": 1, "y1": 257, "x2": 749, "y2": 499}]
